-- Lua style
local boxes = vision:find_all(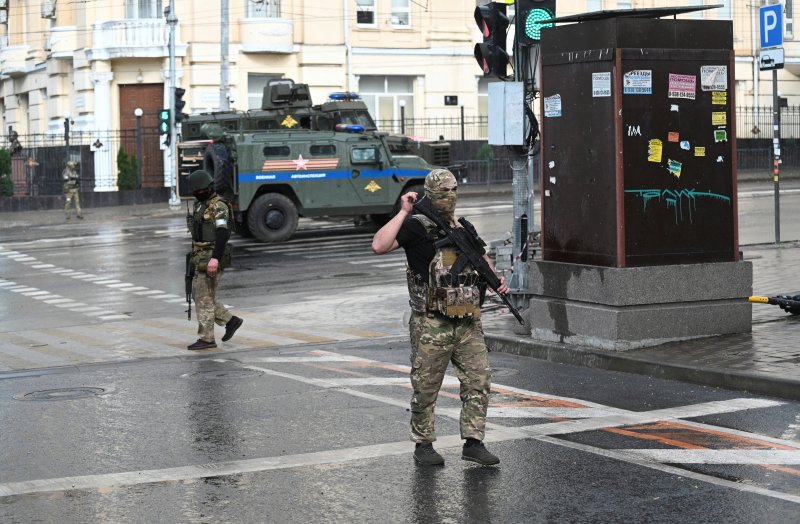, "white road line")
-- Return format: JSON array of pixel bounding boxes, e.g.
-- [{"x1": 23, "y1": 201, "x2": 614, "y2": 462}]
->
[
  {"x1": 617, "y1": 449, "x2": 800, "y2": 464},
  {"x1": 488, "y1": 406, "x2": 628, "y2": 419}
]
